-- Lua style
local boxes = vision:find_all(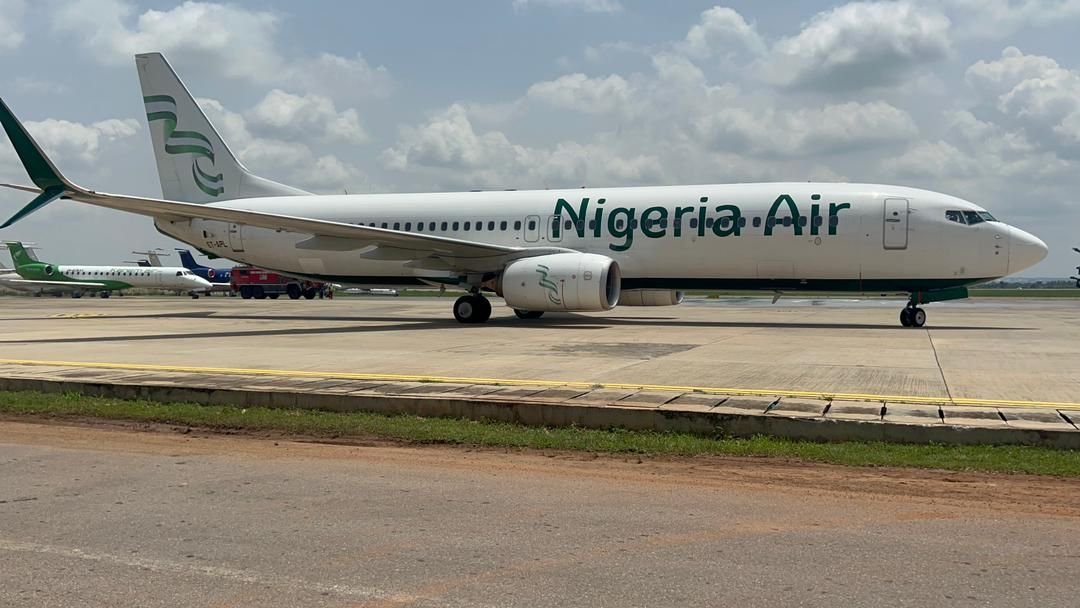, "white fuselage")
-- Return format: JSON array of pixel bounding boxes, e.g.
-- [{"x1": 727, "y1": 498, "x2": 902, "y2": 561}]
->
[
  {"x1": 156, "y1": 182, "x2": 1045, "y2": 293},
  {"x1": 53, "y1": 265, "x2": 212, "y2": 292}
]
